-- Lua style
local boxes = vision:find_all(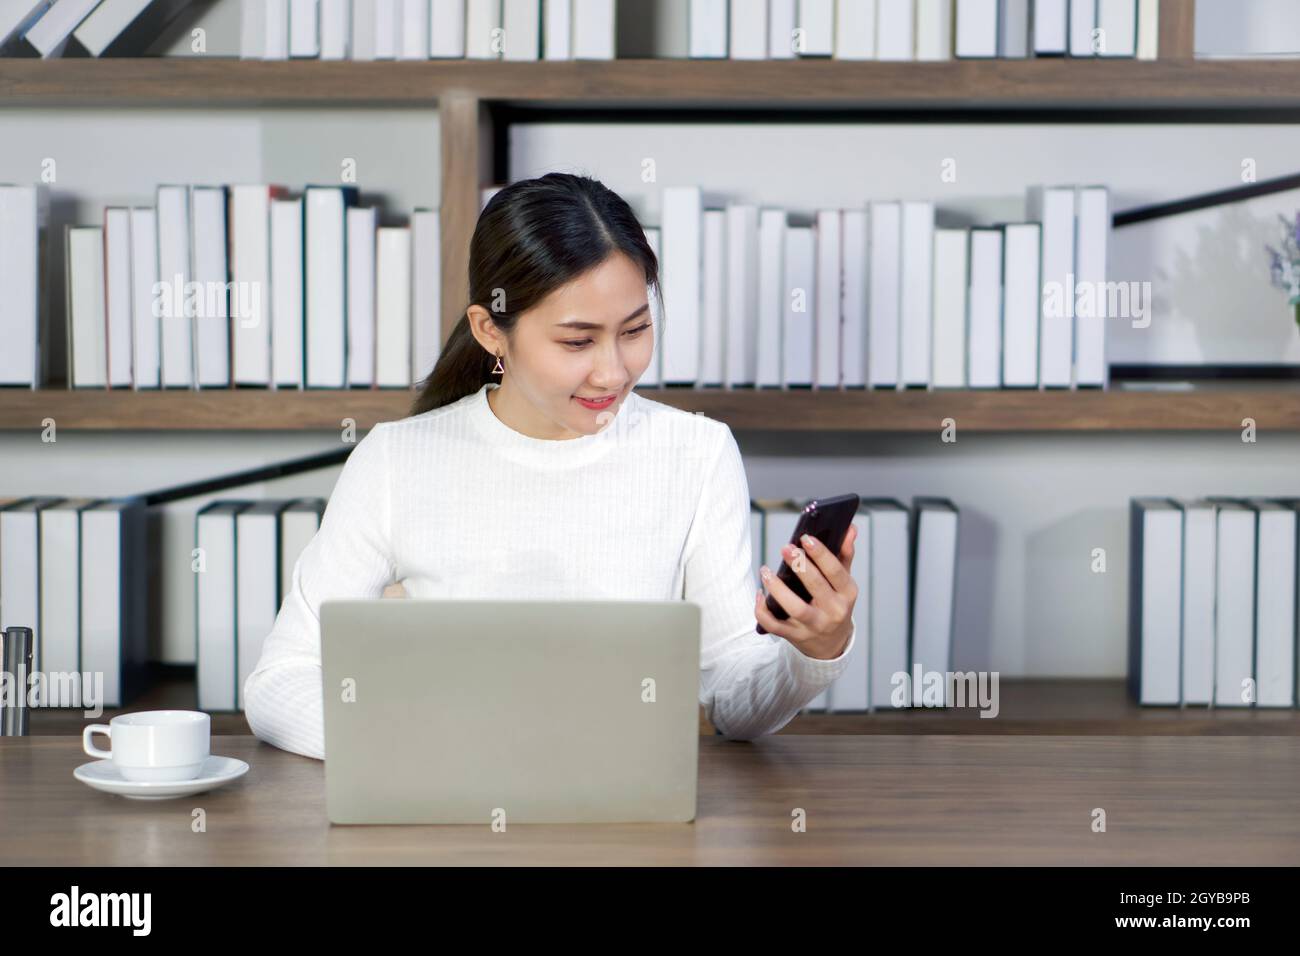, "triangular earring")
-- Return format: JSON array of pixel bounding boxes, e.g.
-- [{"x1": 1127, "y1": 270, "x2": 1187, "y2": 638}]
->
[{"x1": 491, "y1": 353, "x2": 504, "y2": 375}]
